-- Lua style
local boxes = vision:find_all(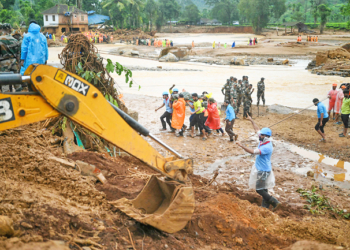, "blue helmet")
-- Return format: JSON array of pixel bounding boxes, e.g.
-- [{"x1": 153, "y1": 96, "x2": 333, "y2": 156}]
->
[
  {"x1": 162, "y1": 91, "x2": 168, "y2": 96},
  {"x1": 173, "y1": 88, "x2": 179, "y2": 92},
  {"x1": 260, "y1": 127, "x2": 272, "y2": 136}
]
